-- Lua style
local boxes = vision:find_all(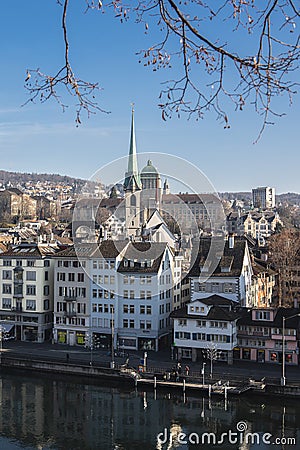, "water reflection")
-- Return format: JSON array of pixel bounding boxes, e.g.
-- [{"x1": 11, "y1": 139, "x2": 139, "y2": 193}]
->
[{"x1": 0, "y1": 370, "x2": 299, "y2": 450}]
